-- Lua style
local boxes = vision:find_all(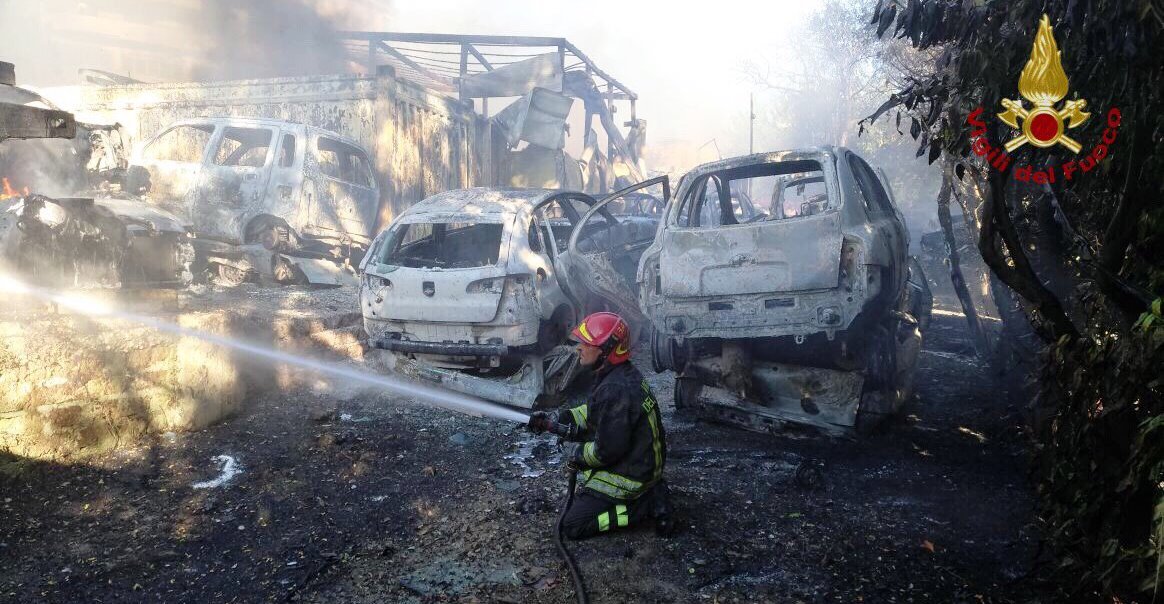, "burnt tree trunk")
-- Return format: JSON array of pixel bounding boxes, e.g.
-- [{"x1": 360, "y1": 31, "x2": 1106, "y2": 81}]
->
[
  {"x1": 1097, "y1": 124, "x2": 1151, "y2": 322},
  {"x1": 977, "y1": 166, "x2": 1078, "y2": 342},
  {"x1": 937, "y1": 161, "x2": 990, "y2": 357}
]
